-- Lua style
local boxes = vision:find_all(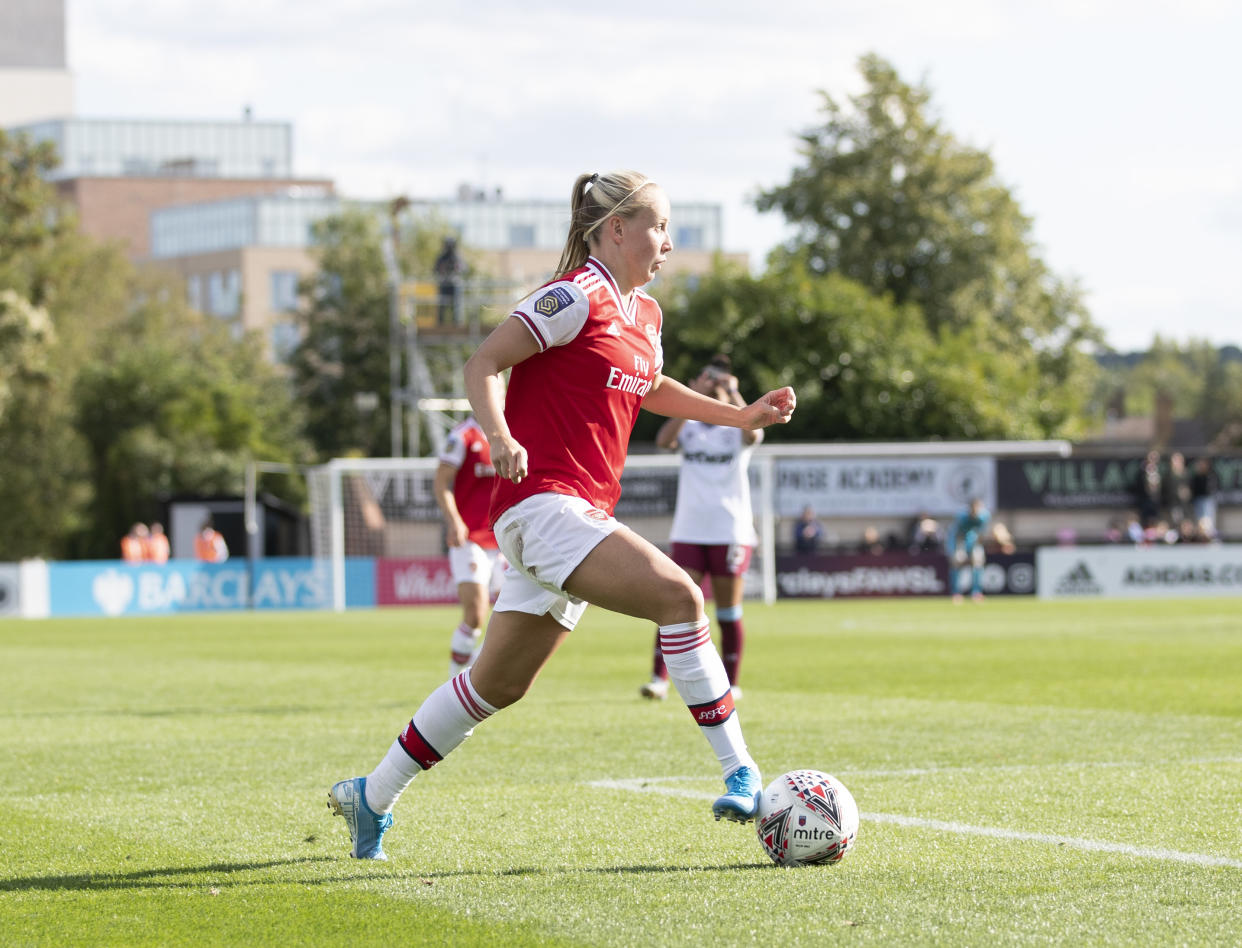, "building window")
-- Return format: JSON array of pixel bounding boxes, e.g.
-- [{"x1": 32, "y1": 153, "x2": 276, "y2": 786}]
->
[
  {"x1": 270, "y1": 321, "x2": 301, "y2": 361},
  {"x1": 270, "y1": 270, "x2": 301, "y2": 312},
  {"x1": 207, "y1": 269, "x2": 241, "y2": 318},
  {"x1": 508, "y1": 224, "x2": 535, "y2": 248},
  {"x1": 186, "y1": 274, "x2": 204, "y2": 312},
  {"x1": 675, "y1": 226, "x2": 704, "y2": 250}
]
